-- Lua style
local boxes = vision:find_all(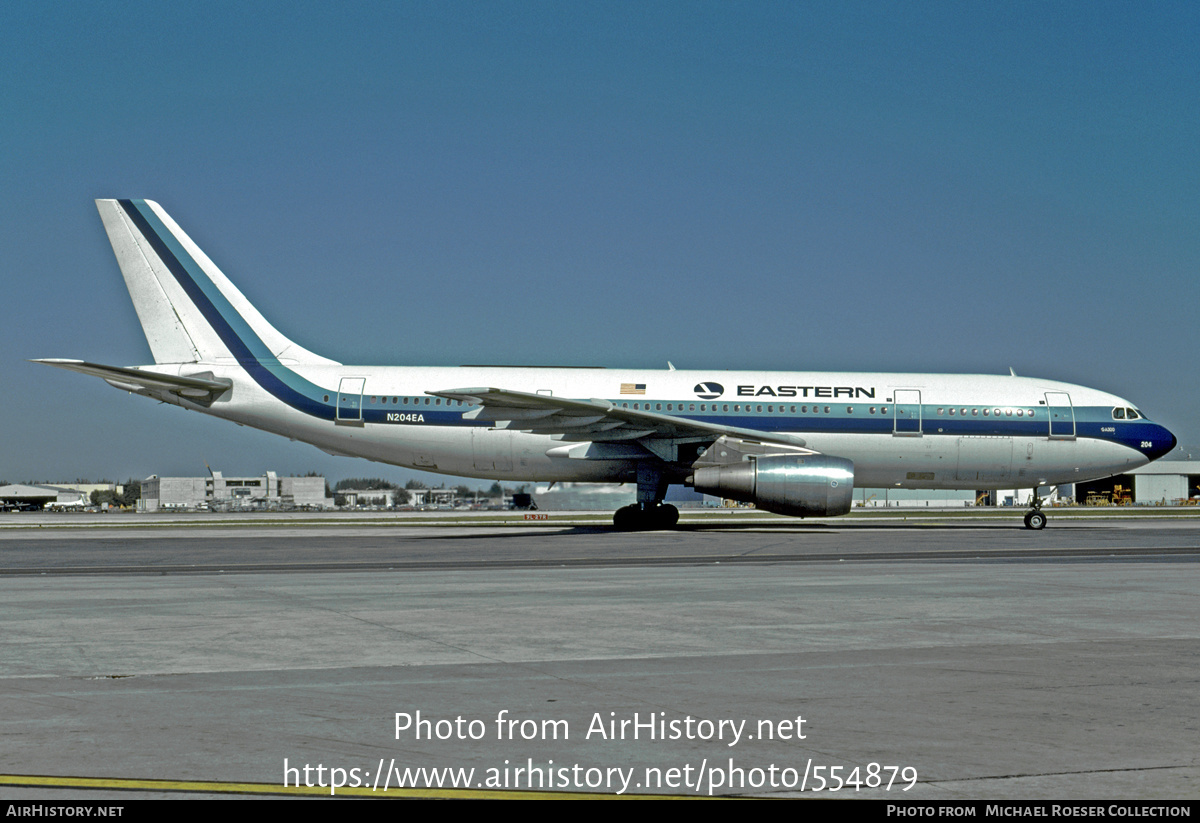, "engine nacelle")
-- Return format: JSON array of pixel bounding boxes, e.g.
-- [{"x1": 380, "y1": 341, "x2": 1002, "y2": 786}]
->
[{"x1": 690, "y1": 454, "x2": 854, "y2": 517}]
